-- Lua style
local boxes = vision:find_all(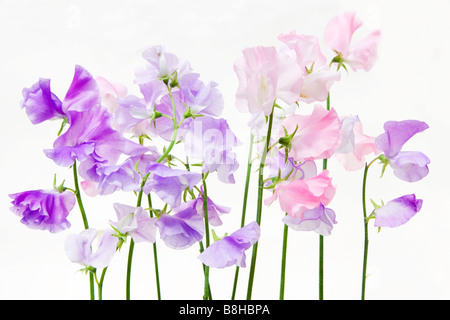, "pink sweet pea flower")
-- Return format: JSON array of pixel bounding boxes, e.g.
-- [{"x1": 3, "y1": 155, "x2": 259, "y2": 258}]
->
[
  {"x1": 278, "y1": 31, "x2": 341, "y2": 103},
  {"x1": 96, "y1": 76, "x2": 128, "y2": 114},
  {"x1": 283, "y1": 204, "x2": 337, "y2": 236},
  {"x1": 324, "y1": 12, "x2": 381, "y2": 71},
  {"x1": 280, "y1": 104, "x2": 341, "y2": 161},
  {"x1": 265, "y1": 170, "x2": 336, "y2": 219},
  {"x1": 234, "y1": 46, "x2": 303, "y2": 116},
  {"x1": 334, "y1": 116, "x2": 381, "y2": 171}
]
